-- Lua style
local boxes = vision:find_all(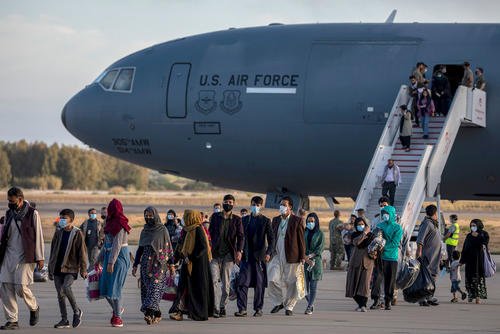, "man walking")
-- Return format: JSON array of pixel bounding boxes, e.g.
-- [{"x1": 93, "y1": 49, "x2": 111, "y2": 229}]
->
[
  {"x1": 80, "y1": 208, "x2": 104, "y2": 271},
  {"x1": 417, "y1": 205, "x2": 442, "y2": 307},
  {"x1": 235, "y1": 196, "x2": 274, "y2": 317},
  {"x1": 0, "y1": 187, "x2": 44, "y2": 330},
  {"x1": 208, "y1": 194, "x2": 244, "y2": 318},
  {"x1": 381, "y1": 159, "x2": 401, "y2": 206},
  {"x1": 328, "y1": 210, "x2": 344, "y2": 270},
  {"x1": 268, "y1": 196, "x2": 306, "y2": 316}
]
